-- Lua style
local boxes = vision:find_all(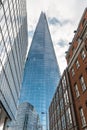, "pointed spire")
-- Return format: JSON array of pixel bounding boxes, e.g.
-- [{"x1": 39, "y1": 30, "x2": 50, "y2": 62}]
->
[
  {"x1": 40, "y1": 11, "x2": 45, "y2": 16},
  {"x1": 37, "y1": 11, "x2": 47, "y2": 26}
]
